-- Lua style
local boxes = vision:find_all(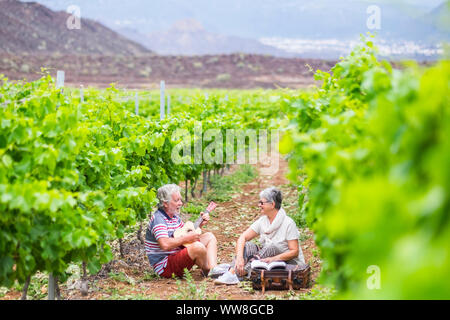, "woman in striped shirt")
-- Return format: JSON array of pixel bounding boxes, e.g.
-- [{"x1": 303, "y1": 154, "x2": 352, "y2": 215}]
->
[{"x1": 145, "y1": 184, "x2": 218, "y2": 278}]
